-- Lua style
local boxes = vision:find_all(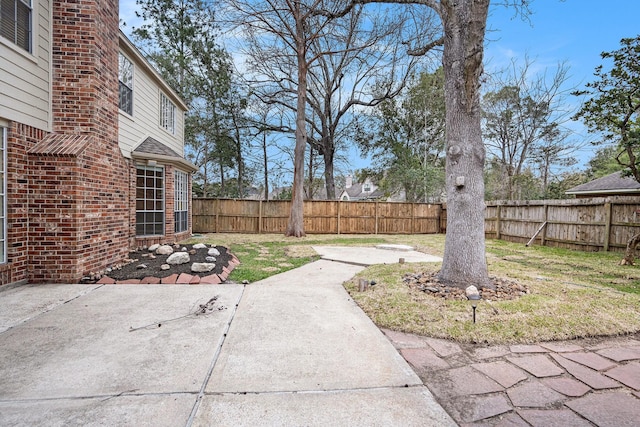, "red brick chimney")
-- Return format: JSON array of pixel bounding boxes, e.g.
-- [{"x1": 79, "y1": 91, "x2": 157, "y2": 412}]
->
[{"x1": 27, "y1": 0, "x2": 131, "y2": 282}]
